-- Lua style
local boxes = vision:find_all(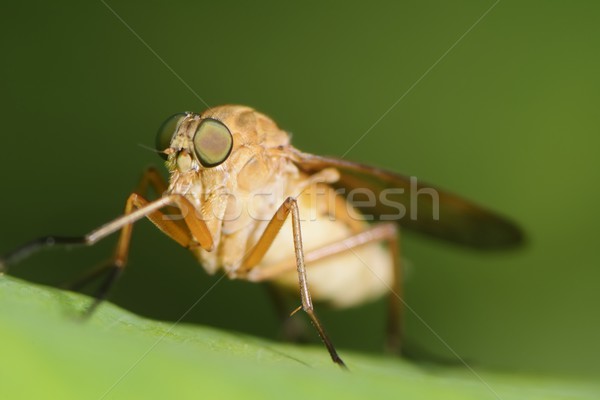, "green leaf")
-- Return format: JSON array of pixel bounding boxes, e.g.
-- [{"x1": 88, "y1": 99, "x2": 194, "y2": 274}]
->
[{"x1": 0, "y1": 275, "x2": 597, "y2": 400}]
